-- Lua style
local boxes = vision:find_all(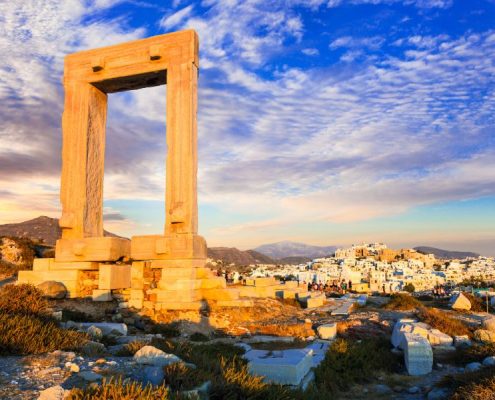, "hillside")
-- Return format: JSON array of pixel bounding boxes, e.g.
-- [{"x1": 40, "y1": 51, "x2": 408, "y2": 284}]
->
[
  {"x1": 207, "y1": 247, "x2": 277, "y2": 266},
  {"x1": 414, "y1": 246, "x2": 479, "y2": 260},
  {"x1": 0, "y1": 216, "x2": 119, "y2": 246},
  {"x1": 254, "y1": 241, "x2": 337, "y2": 259}
]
